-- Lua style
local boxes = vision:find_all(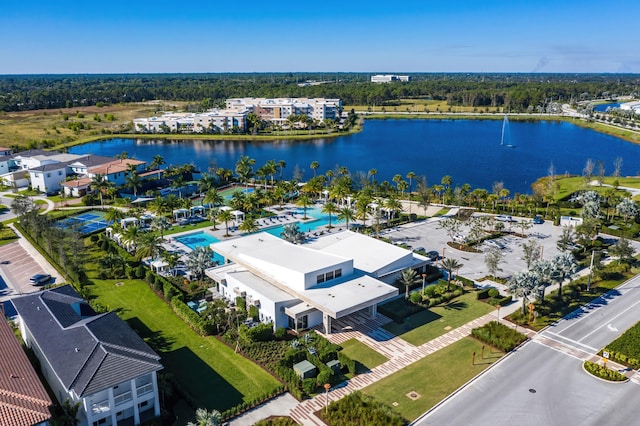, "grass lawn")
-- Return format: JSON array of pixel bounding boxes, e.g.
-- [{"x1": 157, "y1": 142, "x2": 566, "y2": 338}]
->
[
  {"x1": 363, "y1": 337, "x2": 503, "y2": 421},
  {"x1": 383, "y1": 292, "x2": 495, "y2": 346},
  {"x1": 86, "y1": 278, "x2": 280, "y2": 412},
  {"x1": 339, "y1": 339, "x2": 388, "y2": 372}
]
